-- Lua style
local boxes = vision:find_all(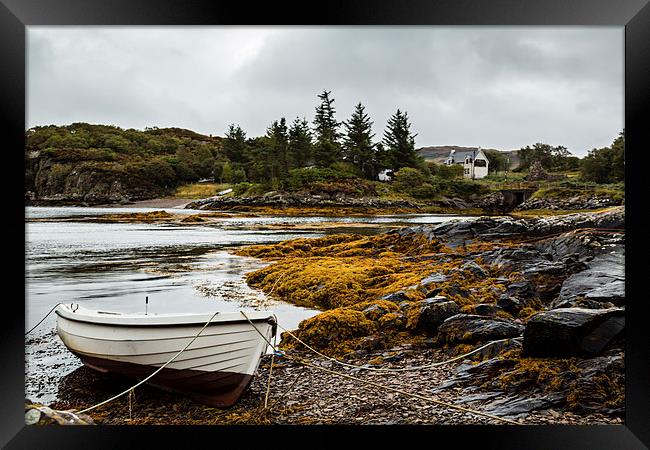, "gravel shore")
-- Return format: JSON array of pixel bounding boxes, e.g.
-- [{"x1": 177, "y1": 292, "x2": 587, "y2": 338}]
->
[{"x1": 42, "y1": 344, "x2": 621, "y2": 426}]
